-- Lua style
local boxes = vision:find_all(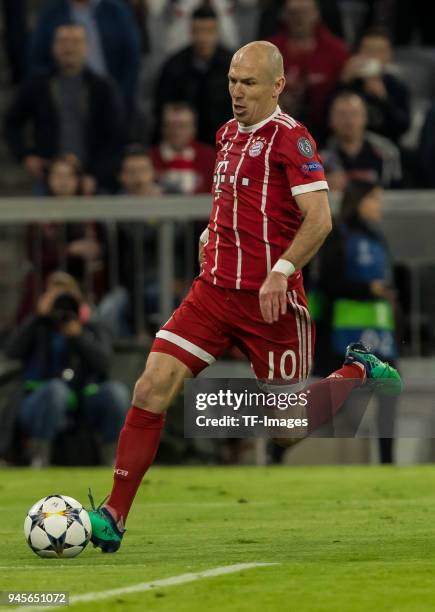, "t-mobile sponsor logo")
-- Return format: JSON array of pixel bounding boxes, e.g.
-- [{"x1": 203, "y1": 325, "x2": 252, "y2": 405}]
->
[{"x1": 114, "y1": 468, "x2": 129, "y2": 477}]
